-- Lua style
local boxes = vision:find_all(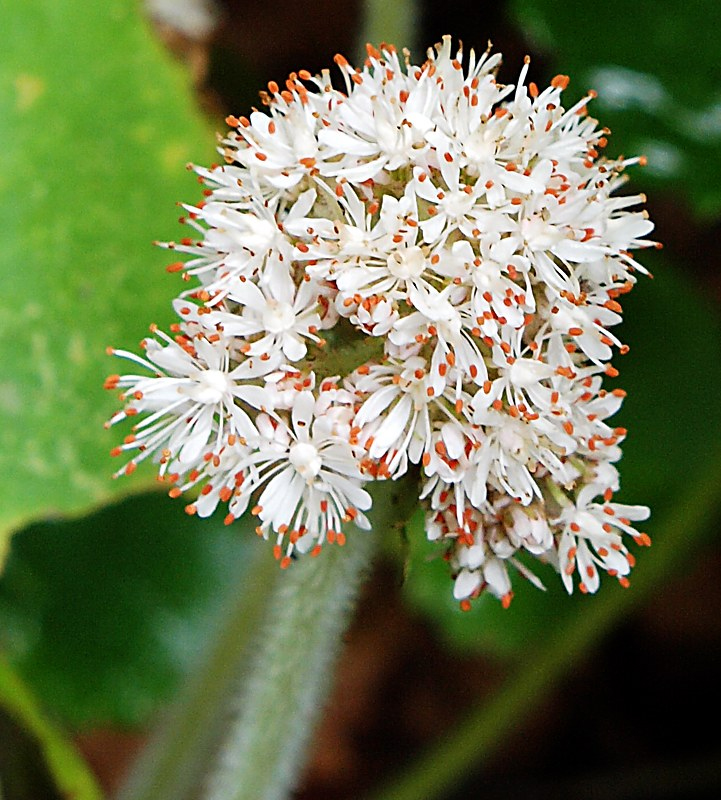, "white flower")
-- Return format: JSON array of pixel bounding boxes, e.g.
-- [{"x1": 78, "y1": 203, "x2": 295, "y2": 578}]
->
[
  {"x1": 552, "y1": 490, "x2": 651, "y2": 594},
  {"x1": 507, "y1": 505, "x2": 553, "y2": 554},
  {"x1": 468, "y1": 405, "x2": 576, "y2": 506},
  {"x1": 106, "y1": 328, "x2": 272, "y2": 477},
  {"x1": 350, "y1": 357, "x2": 467, "y2": 477},
  {"x1": 198, "y1": 267, "x2": 323, "y2": 361},
  {"x1": 108, "y1": 36, "x2": 653, "y2": 606},
  {"x1": 233, "y1": 390, "x2": 372, "y2": 565}
]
